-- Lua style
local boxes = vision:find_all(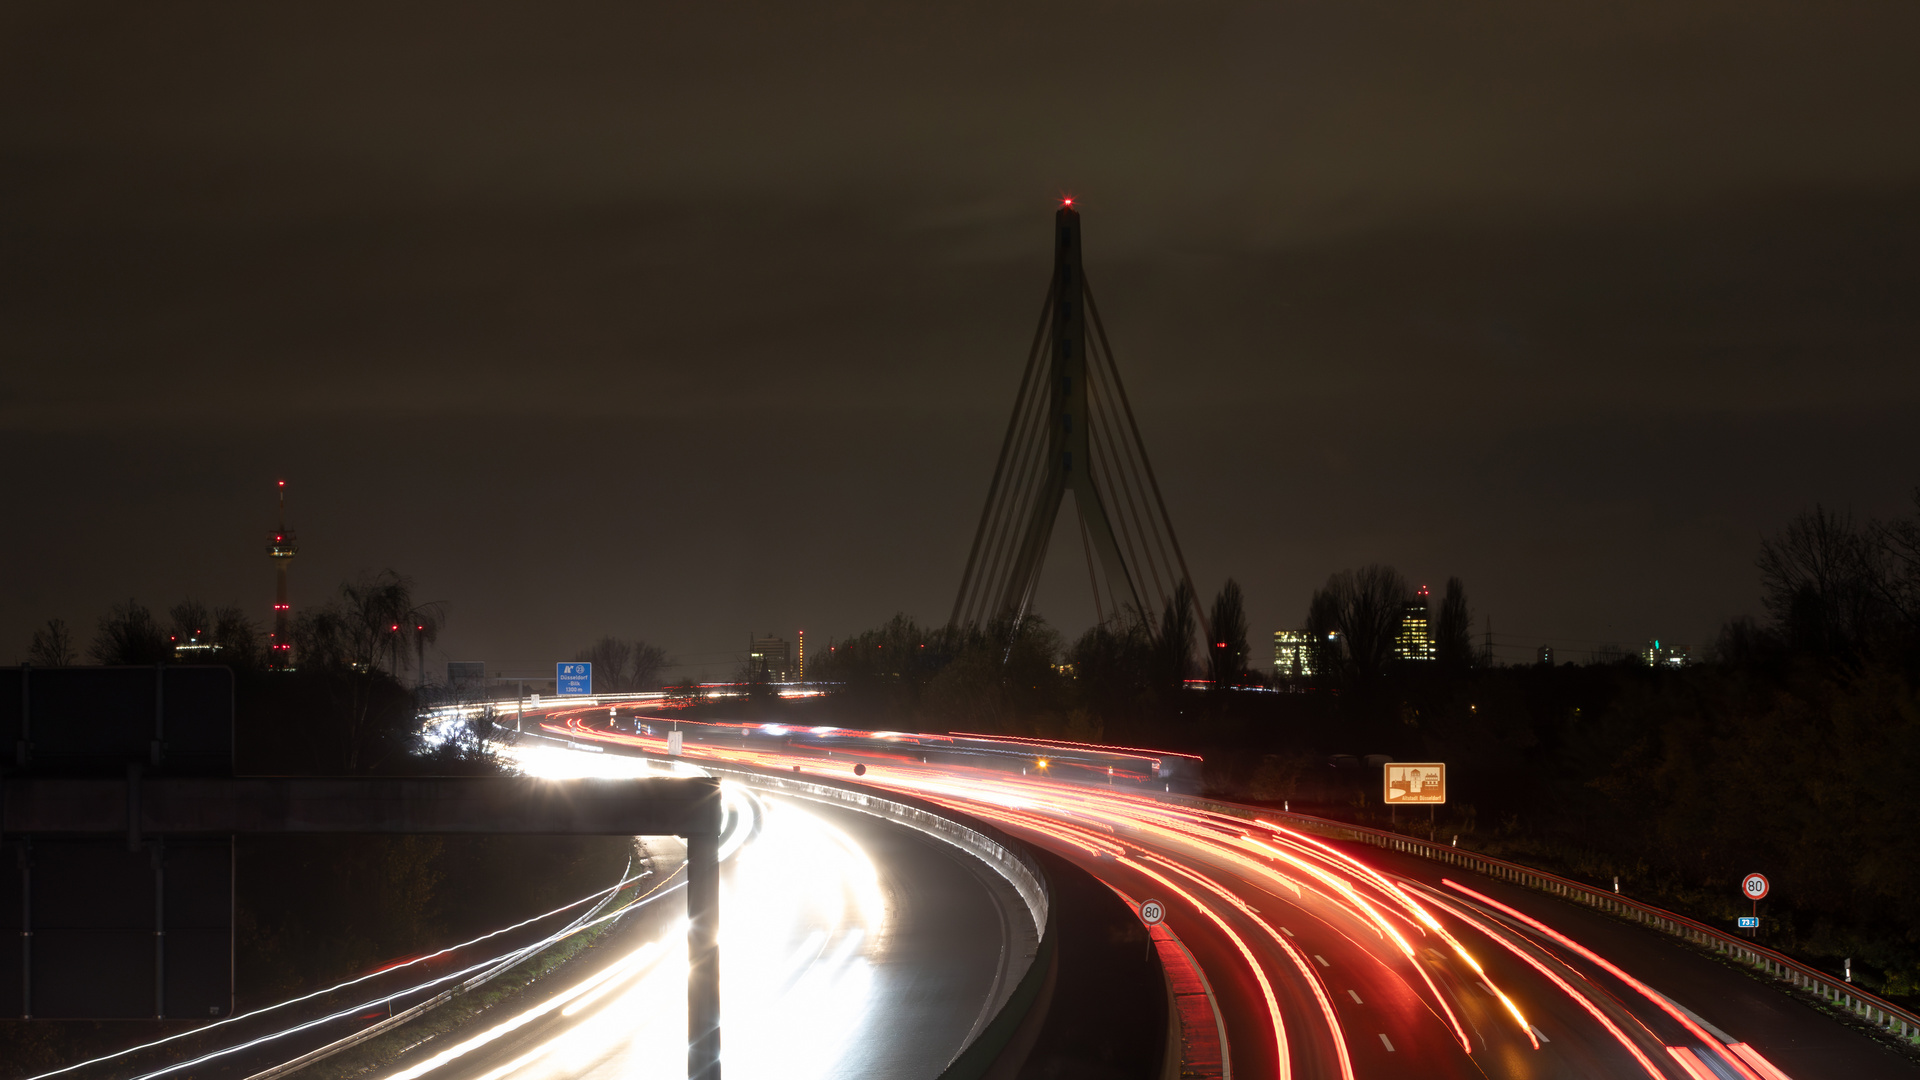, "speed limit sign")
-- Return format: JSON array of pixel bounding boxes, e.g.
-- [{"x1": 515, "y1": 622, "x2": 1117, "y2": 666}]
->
[
  {"x1": 1742, "y1": 873, "x2": 1770, "y2": 901},
  {"x1": 1140, "y1": 898, "x2": 1166, "y2": 925}
]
